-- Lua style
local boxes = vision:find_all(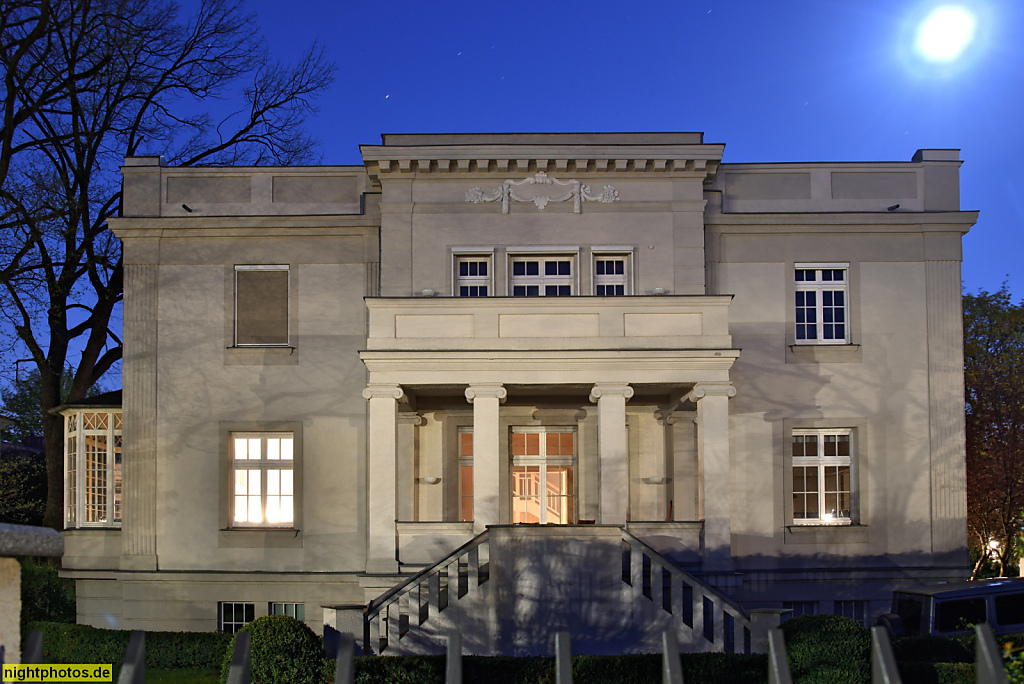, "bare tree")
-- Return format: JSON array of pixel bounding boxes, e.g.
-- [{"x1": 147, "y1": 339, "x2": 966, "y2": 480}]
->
[
  {"x1": 0, "y1": 0, "x2": 334, "y2": 529},
  {"x1": 964, "y1": 285, "x2": 1024, "y2": 578}
]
